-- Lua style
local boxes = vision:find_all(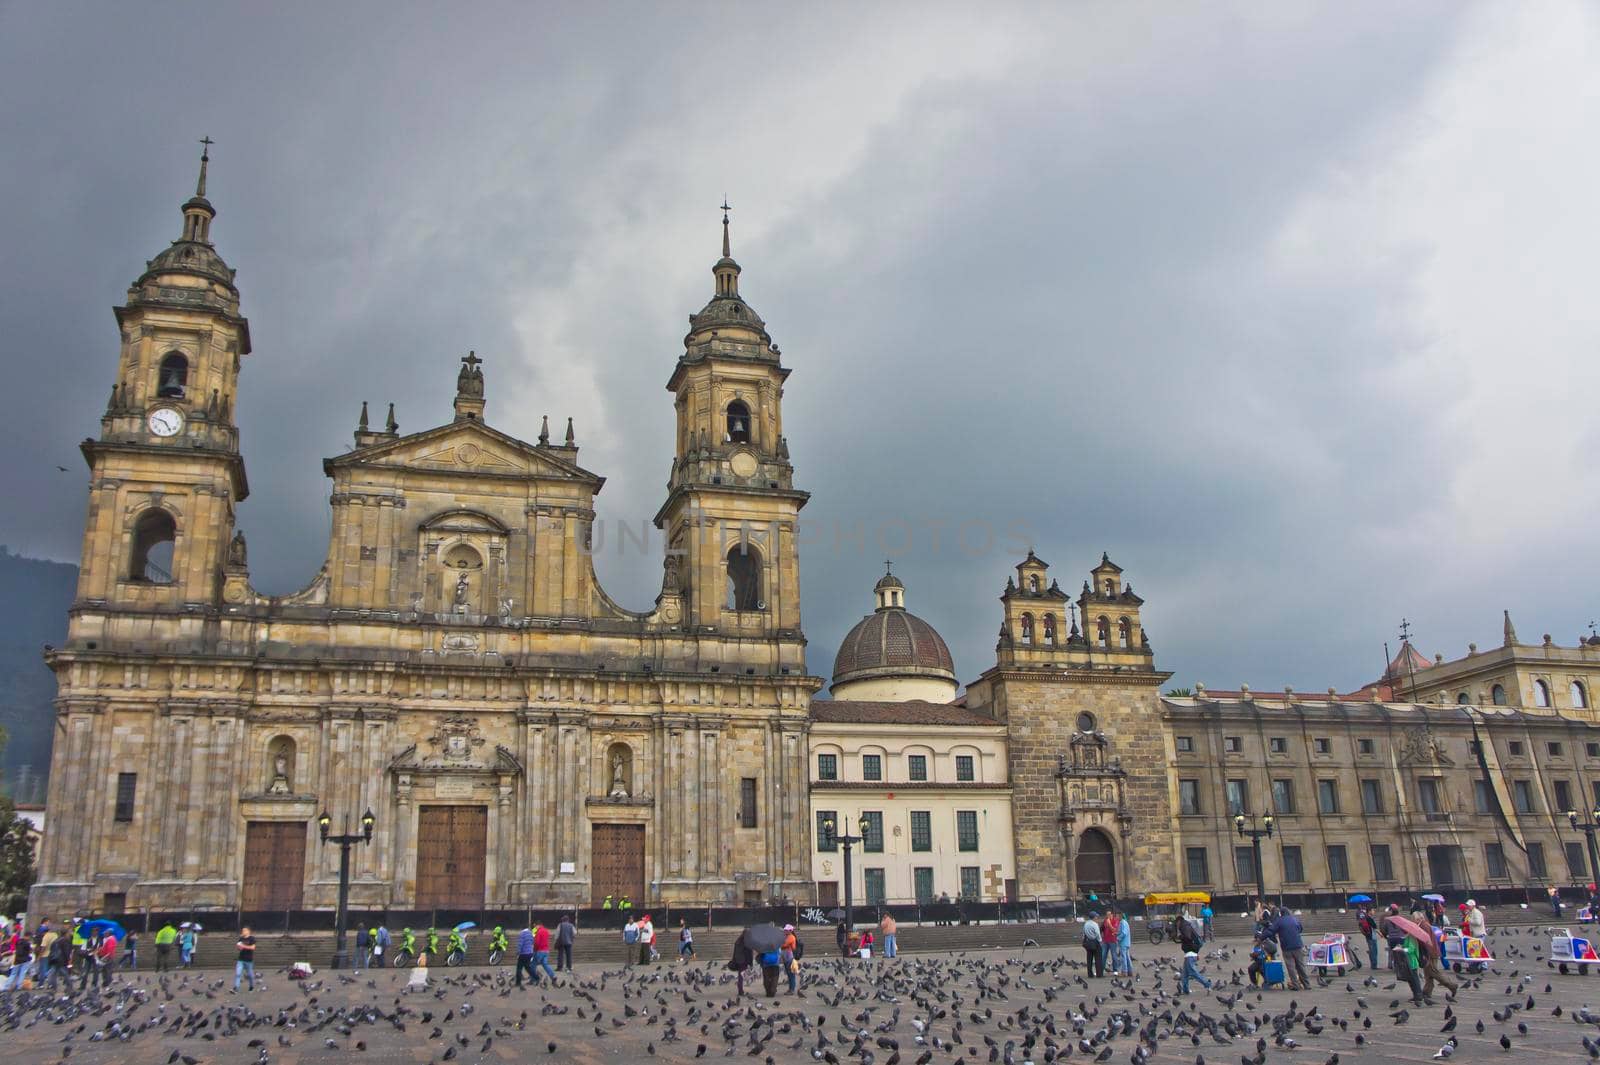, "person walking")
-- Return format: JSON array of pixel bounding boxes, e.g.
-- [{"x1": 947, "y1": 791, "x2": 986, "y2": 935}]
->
[
  {"x1": 179, "y1": 924, "x2": 197, "y2": 968},
  {"x1": 1081, "y1": 912, "x2": 1104, "y2": 977},
  {"x1": 513, "y1": 923, "x2": 536, "y2": 989},
  {"x1": 637, "y1": 913, "x2": 655, "y2": 966},
  {"x1": 375, "y1": 923, "x2": 391, "y2": 968},
  {"x1": 154, "y1": 921, "x2": 177, "y2": 973},
  {"x1": 1100, "y1": 910, "x2": 1120, "y2": 974},
  {"x1": 122, "y1": 930, "x2": 138, "y2": 971},
  {"x1": 879, "y1": 913, "x2": 897, "y2": 959},
  {"x1": 622, "y1": 916, "x2": 639, "y2": 968},
  {"x1": 232, "y1": 927, "x2": 257, "y2": 992},
  {"x1": 676, "y1": 917, "x2": 695, "y2": 963},
  {"x1": 4, "y1": 931, "x2": 32, "y2": 990},
  {"x1": 835, "y1": 920, "x2": 848, "y2": 958},
  {"x1": 555, "y1": 913, "x2": 576, "y2": 972},
  {"x1": 94, "y1": 933, "x2": 118, "y2": 988},
  {"x1": 1177, "y1": 907, "x2": 1211, "y2": 995},
  {"x1": 45, "y1": 929, "x2": 71, "y2": 990},
  {"x1": 1200, "y1": 902, "x2": 1215, "y2": 942},
  {"x1": 354, "y1": 926, "x2": 371, "y2": 973},
  {"x1": 1115, "y1": 906, "x2": 1133, "y2": 974},
  {"x1": 1381, "y1": 904, "x2": 1425, "y2": 1006},
  {"x1": 727, "y1": 930, "x2": 753, "y2": 998},
  {"x1": 34, "y1": 921, "x2": 56, "y2": 985},
  {"x1": 76, "y1": 931, "x2": 100, "y2": 993},
  {"x1": 1271, "y1": 907, "x2": 1310, "y2": 991},
  {"x1": 530, "y1": 922, "x2": 557, "y2": 985}
]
